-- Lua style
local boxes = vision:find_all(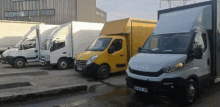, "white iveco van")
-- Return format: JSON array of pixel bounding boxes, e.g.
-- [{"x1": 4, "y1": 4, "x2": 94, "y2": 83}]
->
[{"x1": 126, "y1": 3, "x2": 214, "y2": 104}]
